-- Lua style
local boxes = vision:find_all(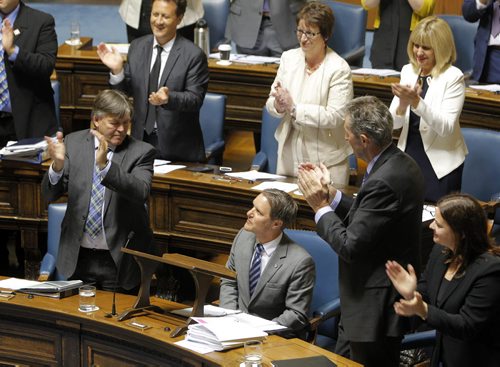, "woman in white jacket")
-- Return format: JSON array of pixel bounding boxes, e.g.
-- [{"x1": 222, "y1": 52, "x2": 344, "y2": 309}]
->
[{"x1": 390, "y1": 16, "x2": 467, "y2": 203}]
